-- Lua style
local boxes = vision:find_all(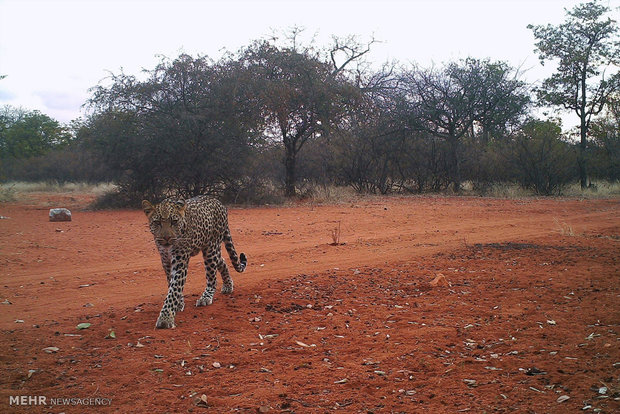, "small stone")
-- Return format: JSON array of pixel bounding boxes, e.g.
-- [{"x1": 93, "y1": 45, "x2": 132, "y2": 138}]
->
[
  {"x1": 212, "y1": 362, "x2": 221, "y2": 368},
  {"x1": 49, "y1": 208, "x2": 72, "y2": 222},
  {"x1": 430, "y1": 273, "x2": 450, "y2": 287},
  {"x1": 557, "y1": 395, "x2": 570, "y2": 403},
  {"x1": 463, "y1": 379, "x2": 477, "y2": 387}
]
